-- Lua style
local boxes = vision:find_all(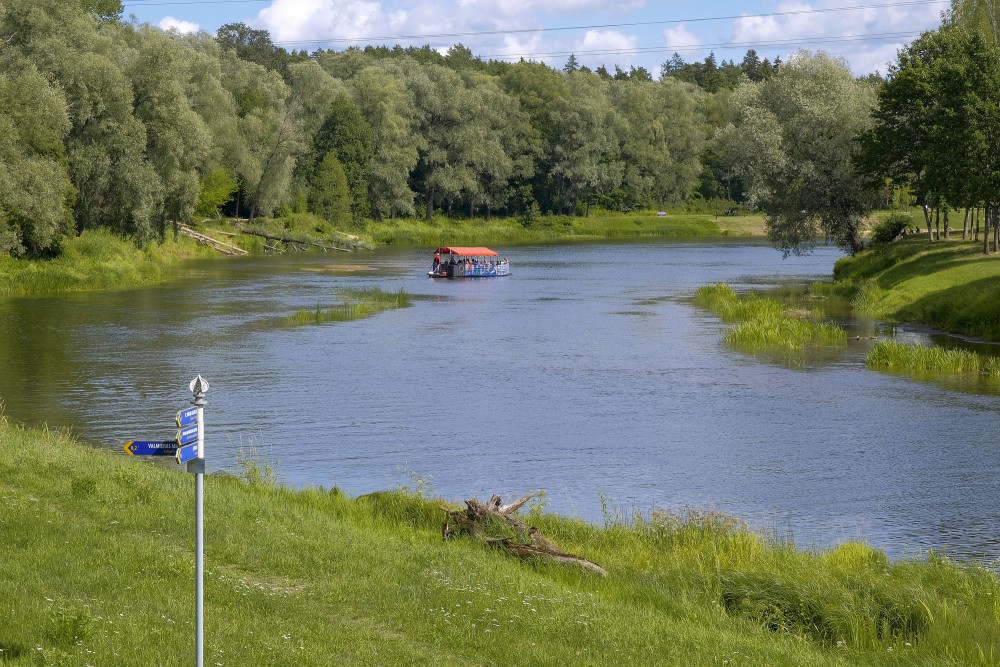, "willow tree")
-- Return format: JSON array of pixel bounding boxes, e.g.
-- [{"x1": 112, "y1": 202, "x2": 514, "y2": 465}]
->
[{"x1": 716, "y1": 50, "x2": 878, "y2": 255}]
